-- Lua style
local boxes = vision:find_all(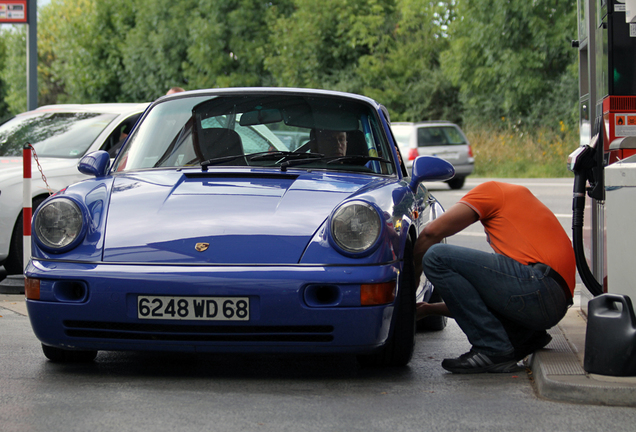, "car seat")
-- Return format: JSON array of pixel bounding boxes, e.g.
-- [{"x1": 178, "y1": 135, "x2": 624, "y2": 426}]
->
[
  {"x1": 346, "y1": 130, "x2": 368, "y2": 156},
  {"x1": 194, "y1": 127, "x2": 246, "y2": 165}
]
